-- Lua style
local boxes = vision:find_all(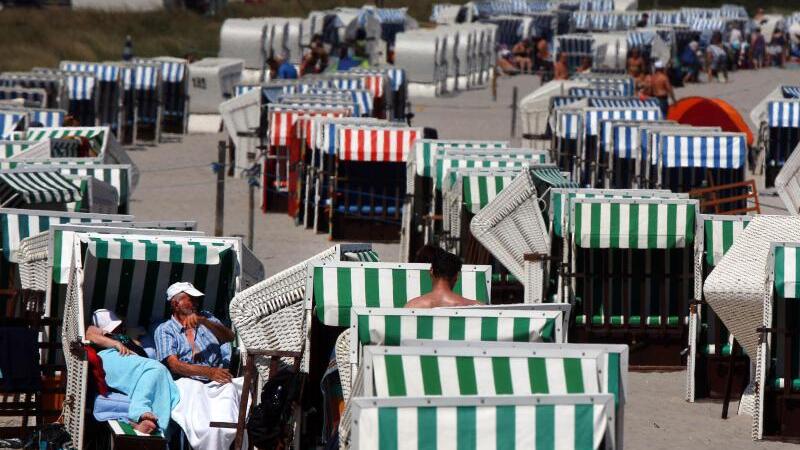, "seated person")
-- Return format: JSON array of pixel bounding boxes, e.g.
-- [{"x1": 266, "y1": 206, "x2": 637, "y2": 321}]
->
[
  {"x1": 553, "y1": 52, "x2": 569, "y2": 80},
  {"x1": 496, "y1": 46, "x2": 519, "y2": 76},
  {"x1": 577, "y1": 56, "x2": 592, "y2": 73},
  {"x1": 86, "y1": 309, "x2": 180, "y2": 434},
  {"x1": 627, "y1": 47, "x2": 645, "y2": 79},
  {"x1": 155, "y1": 282, "x2": 242, "y2": 450},
  {"x1": 405, "y1": 248, "x2": 480, "y2": 308},
  {"x1": 512, "y1": 39, "x2": 533, "y2": 73}
]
